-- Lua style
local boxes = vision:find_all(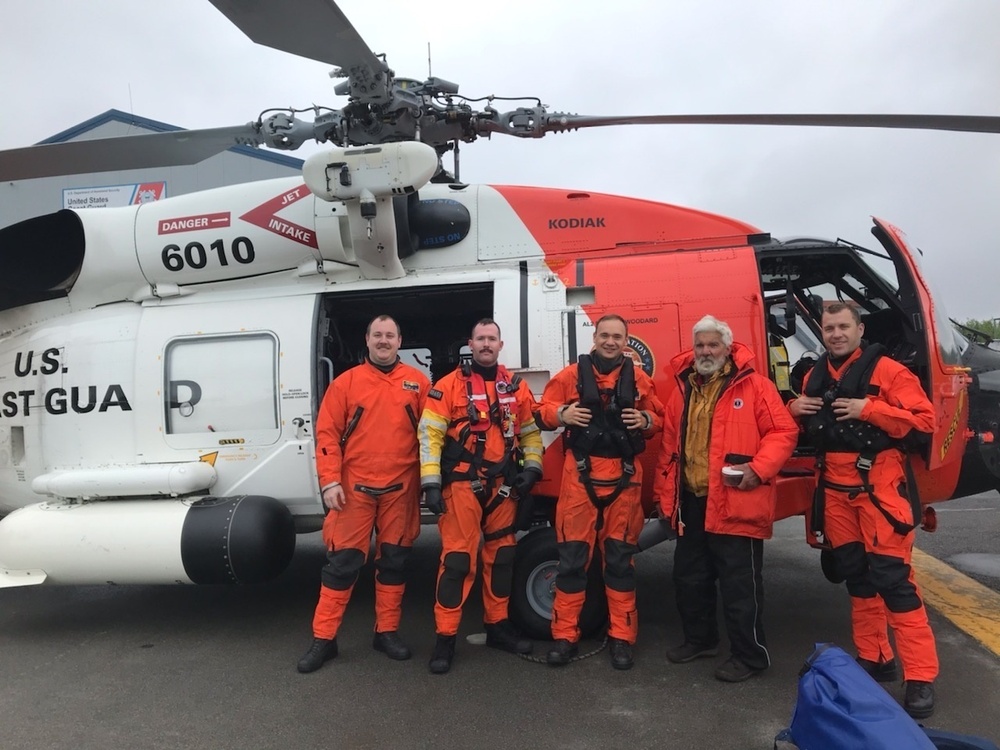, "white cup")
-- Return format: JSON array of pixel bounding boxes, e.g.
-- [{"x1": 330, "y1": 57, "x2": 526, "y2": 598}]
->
[{"x1": 721, "y1": 465, "x2": 744, "y2": 487}]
